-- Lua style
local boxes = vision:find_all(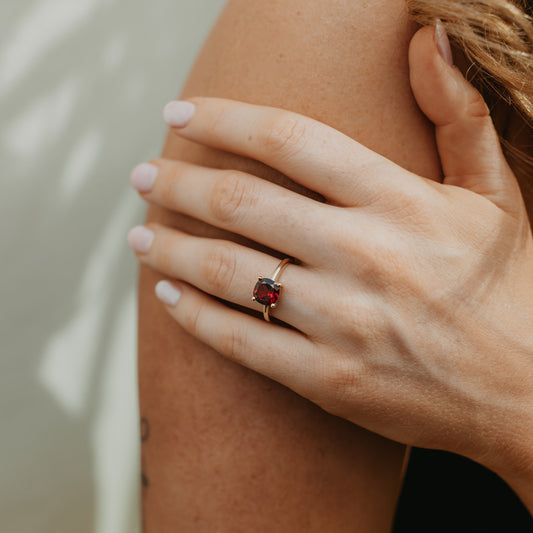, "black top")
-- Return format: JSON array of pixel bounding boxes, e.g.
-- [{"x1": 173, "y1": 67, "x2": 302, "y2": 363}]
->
[{"x1": 393, "y1": 448, "x2": 533, "y2": 532}]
